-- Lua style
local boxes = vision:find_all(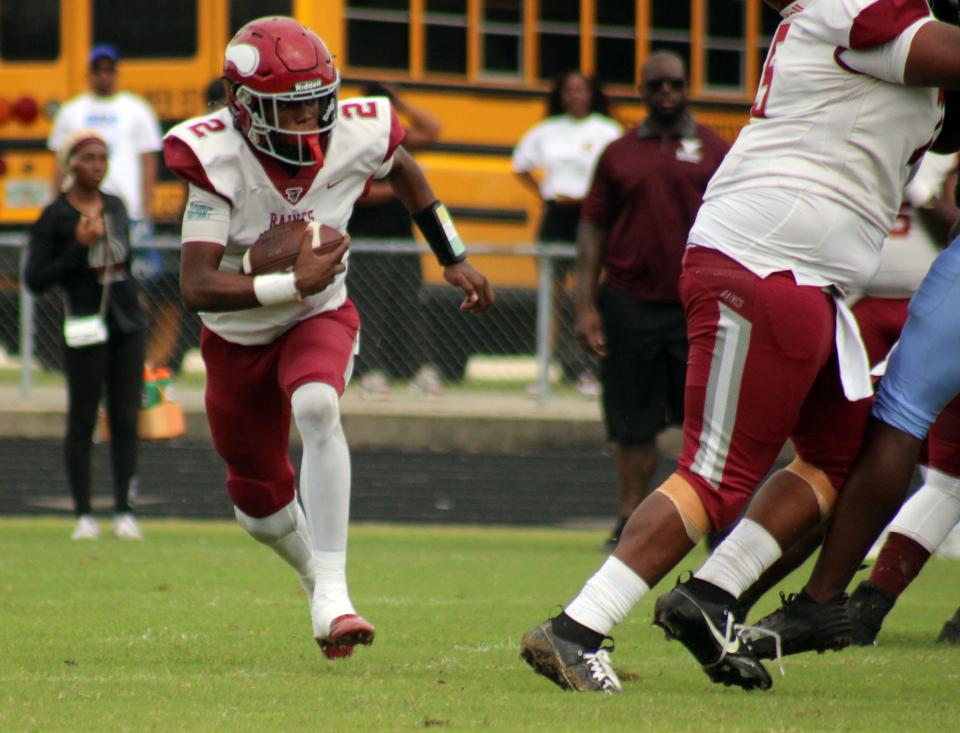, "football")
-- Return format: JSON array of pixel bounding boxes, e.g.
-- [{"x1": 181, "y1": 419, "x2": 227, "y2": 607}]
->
[{"x1": 241, "y1": 221, "x2": 345, "y2": 276}]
